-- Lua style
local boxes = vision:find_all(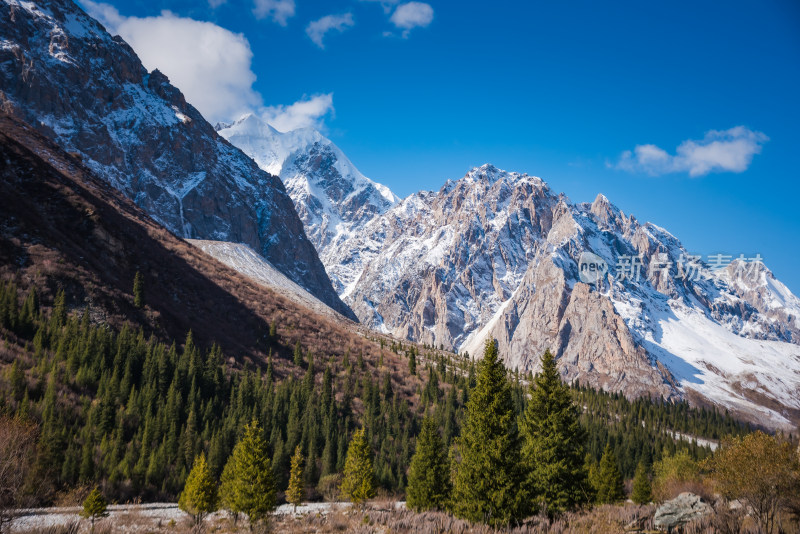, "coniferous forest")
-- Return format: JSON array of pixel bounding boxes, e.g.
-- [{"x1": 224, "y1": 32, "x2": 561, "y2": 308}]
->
[{"x1": 0, "y1": 279, "x2": 757, "y2": 511}]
